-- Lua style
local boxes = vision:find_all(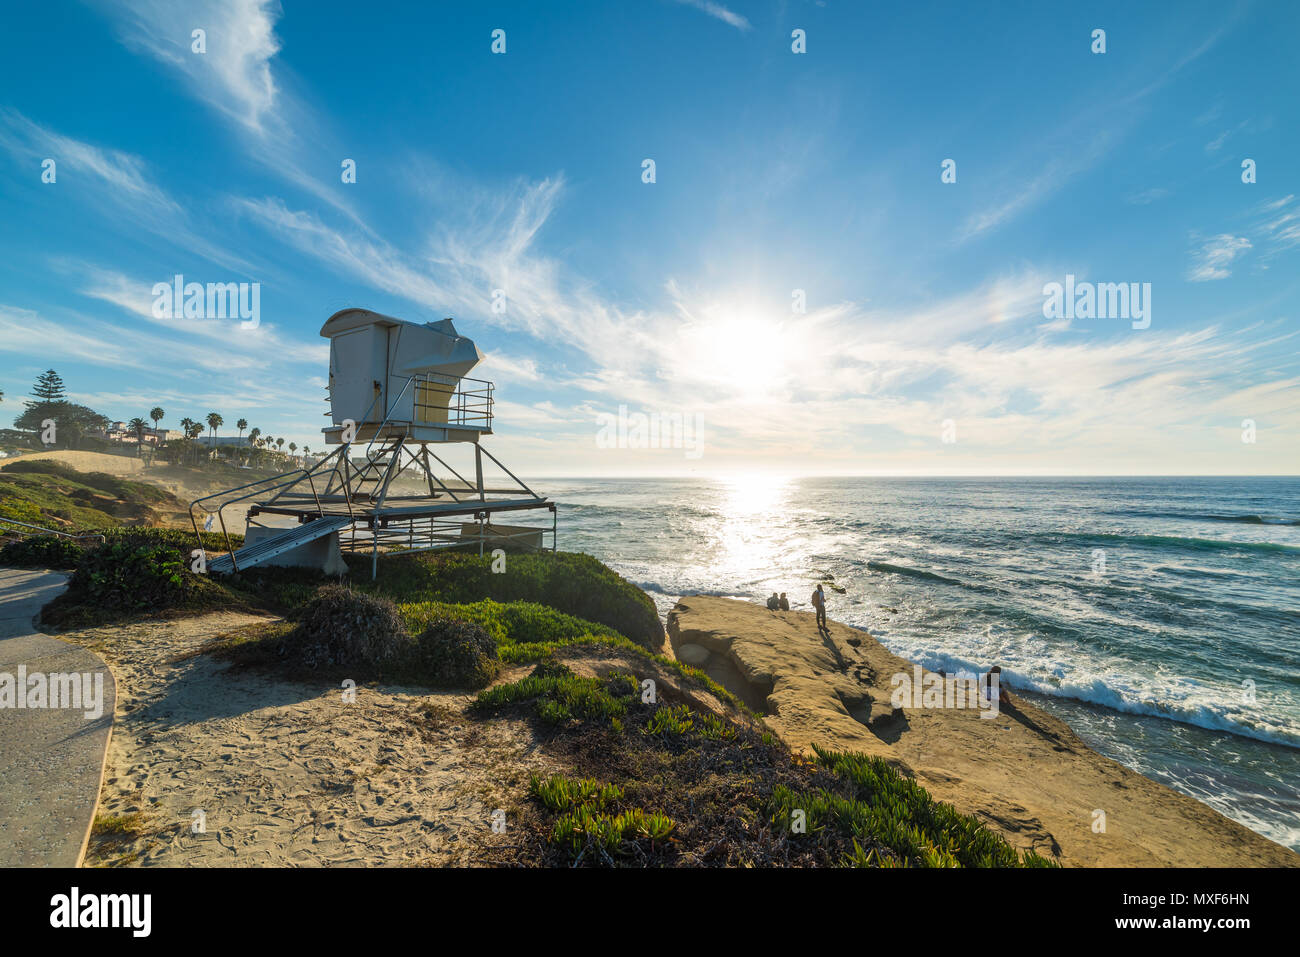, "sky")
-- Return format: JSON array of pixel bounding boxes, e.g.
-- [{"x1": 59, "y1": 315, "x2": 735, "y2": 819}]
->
[{"x1": 0, "y1": 0, "x2": 1297, "y2": 477}]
